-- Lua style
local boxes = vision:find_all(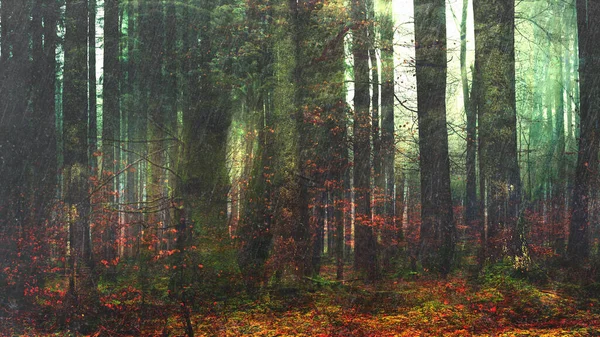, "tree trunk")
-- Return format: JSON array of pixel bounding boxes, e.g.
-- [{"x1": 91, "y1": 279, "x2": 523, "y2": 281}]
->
[
  {"x1": 369, "y1": 0, "x2": 383, "y2": 241},
  {"x1": 289, "y1": 0, "x2": 313, "y2": 277},
  {"x1": 0, "y1": 0, "x2": 30, "y2": 304},
  {"x1": 414, "y1": 0, "x2": 455, "y2": 275},
  {"x1": 140, "y1": 0, "x2": 166, "y2": 249},
  {"x1": 567, "y1": 0, "x2": 600, "y2": 261},
  {"x1": 551, "y1": 13, "x2": 566, "y2": 255},
  {"x1": 380, "y1": 0, "x2": 397, "y2": 271},
  {"x1": 461, "y1": 0, "x2": 477, "y2": 228},
  {"x1": 124, "y1": 0, "x2": 140, "y2": 258},
  {"x1": 89, "y1": 0, "x2": 97, "y2": 173},
  {"x1": 473, "y1": 0, "x2": 522, "y2": 262},
  {"x1": 102, "y1": 0, "x2": 120, "y2": 279},
  {"x1": 164, "y1": 0, "x2": 178, "y2": 243},
  {"x1": 352, "y1": 0, "x2": 379, "y2": 281},
  {"x1": 63, "y1": 0, "x2": 93, "y2": 323}
]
